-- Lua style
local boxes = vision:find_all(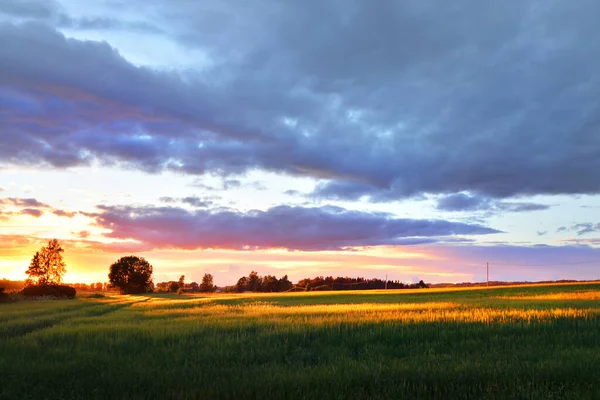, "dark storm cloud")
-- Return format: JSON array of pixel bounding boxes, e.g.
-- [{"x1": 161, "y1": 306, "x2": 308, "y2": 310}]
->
[
  {"x1": 87, "y1": 204, "x2": 500, "y2": 251},
  {"x1": 2, "y1": 1, "x2": 600, "y2": 200},
  {"x1": 435, "y1": 193, "x2": 550, "y2": 213}
]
